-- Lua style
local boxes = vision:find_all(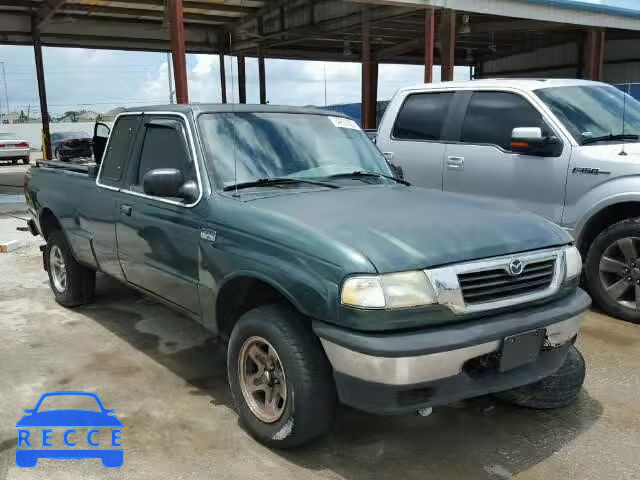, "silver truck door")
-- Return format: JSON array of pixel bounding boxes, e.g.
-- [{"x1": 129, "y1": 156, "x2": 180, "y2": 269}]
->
[
  {"x1": 377, "y1": 91, "x2": 460, "y2": 191},
  {"x1": 442, "y1": 90, "x2": 570, "y2": 224}
]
